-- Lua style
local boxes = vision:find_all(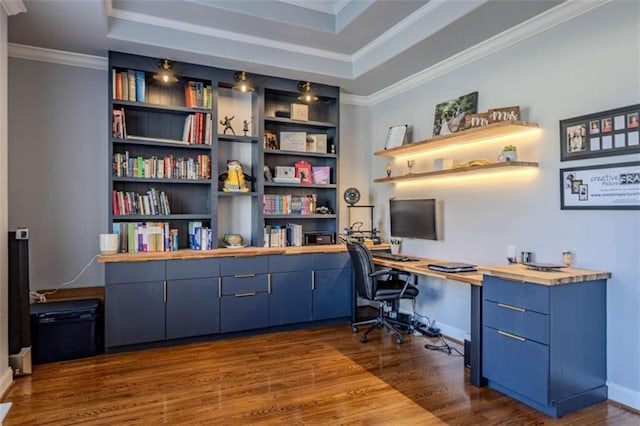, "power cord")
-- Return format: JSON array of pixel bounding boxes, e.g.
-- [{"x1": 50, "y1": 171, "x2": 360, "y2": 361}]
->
[
  {"x1": 424, "y1": 334, "x2": 464, "y2": 357},
  {"x1": 29, "y1": 254, "x2": 99, "y2": 303}
]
